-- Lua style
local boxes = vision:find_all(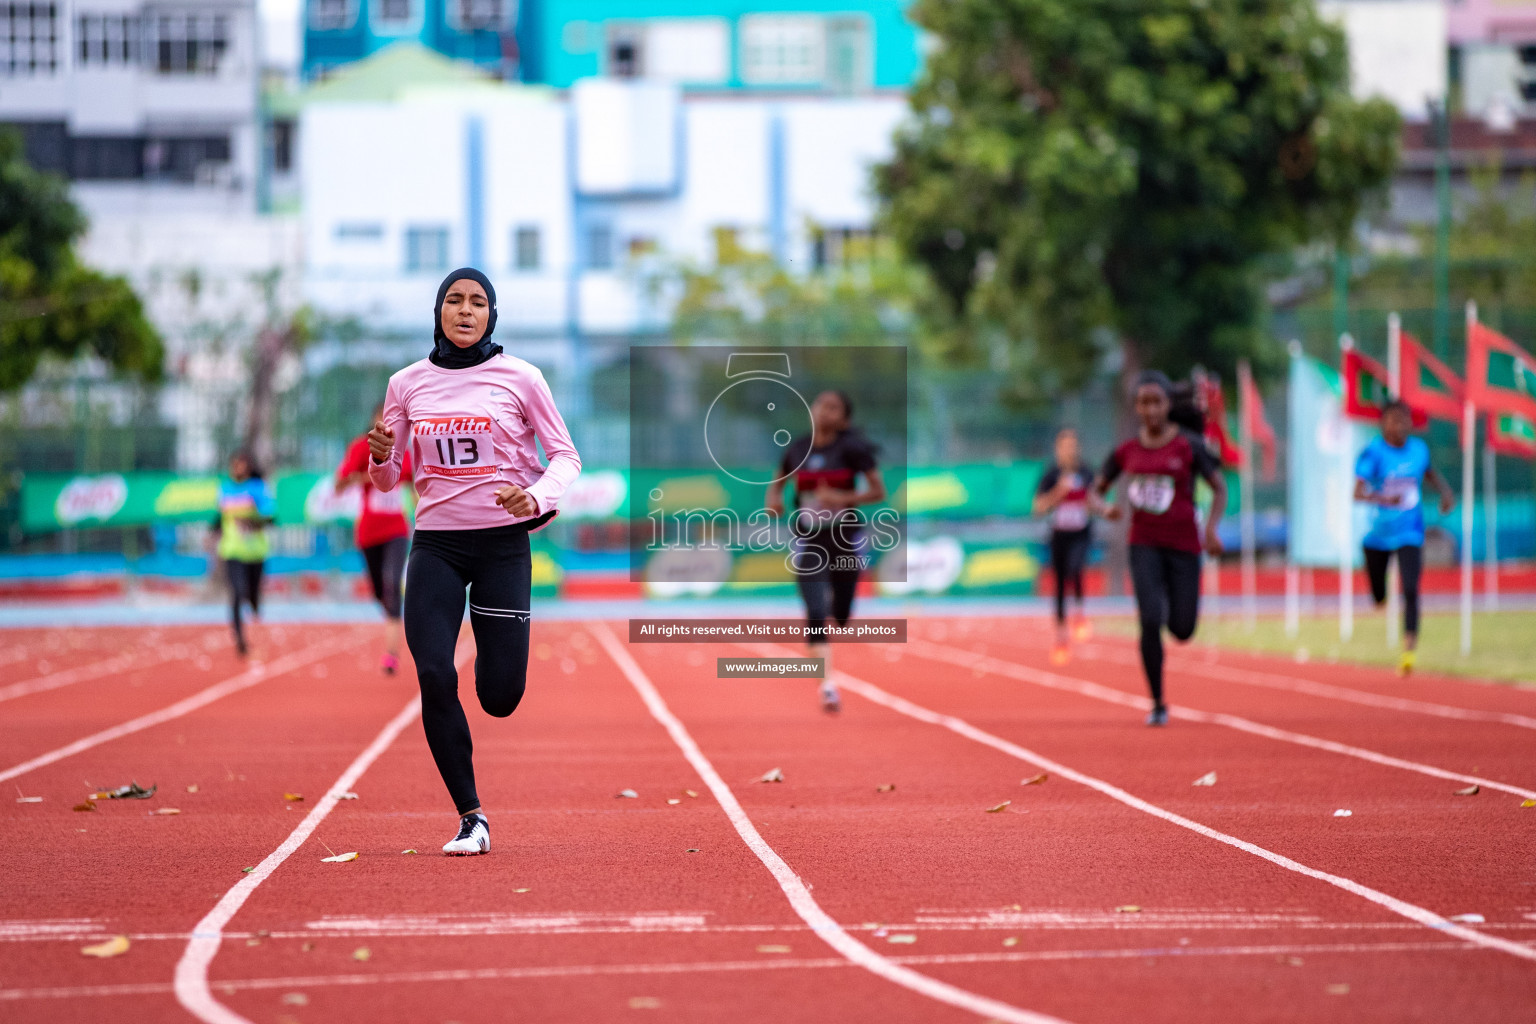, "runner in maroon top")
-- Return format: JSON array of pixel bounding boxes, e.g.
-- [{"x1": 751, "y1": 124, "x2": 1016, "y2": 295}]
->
[
  {"x1": 1033, "y1": 427, "x2": 1095, "y2": 664},
  {"x1": 1092, "y1": 370, "x2": 1227, "y2": 726},
  {"x1": 336, "y1": 402, "x2": 415, "y2": 674}
]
